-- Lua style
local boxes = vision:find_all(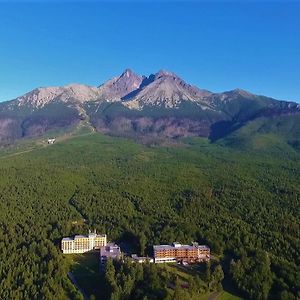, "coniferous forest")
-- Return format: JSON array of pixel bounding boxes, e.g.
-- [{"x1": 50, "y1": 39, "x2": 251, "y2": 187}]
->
[{"x1": 0, "y1": 132, "x2": 299, "y2": 299}]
